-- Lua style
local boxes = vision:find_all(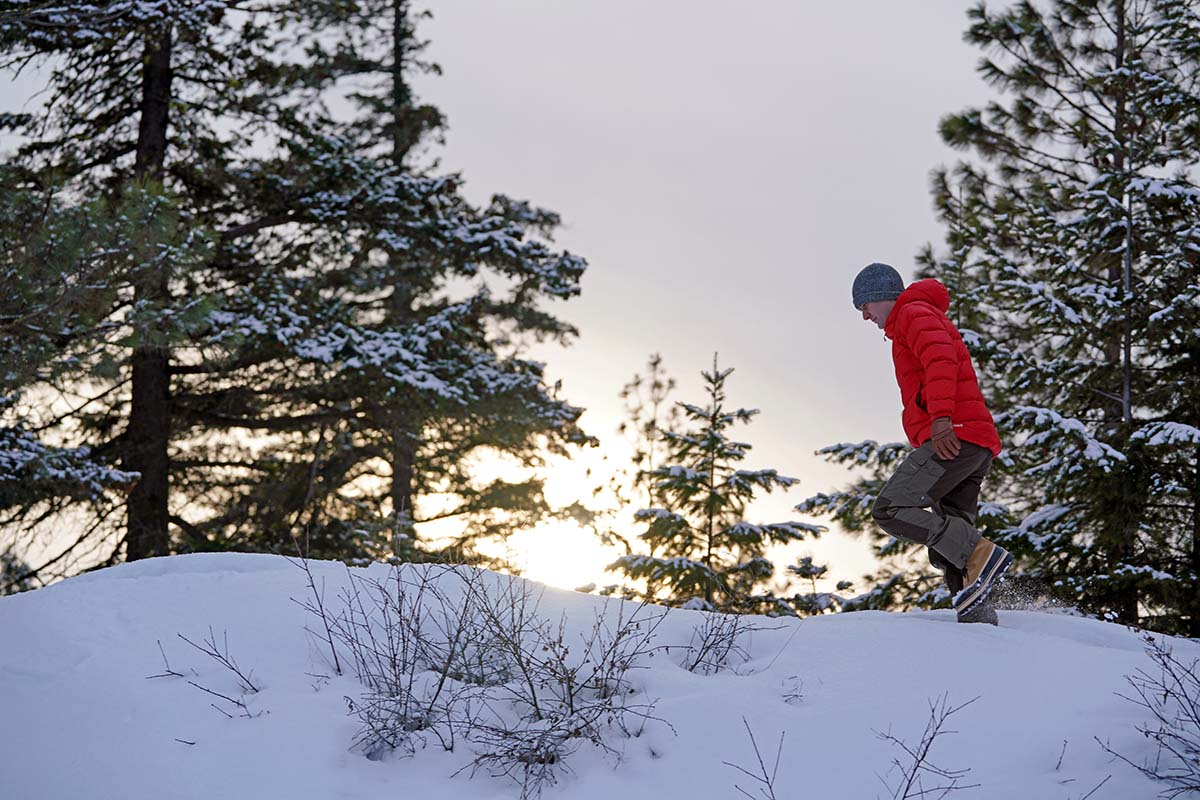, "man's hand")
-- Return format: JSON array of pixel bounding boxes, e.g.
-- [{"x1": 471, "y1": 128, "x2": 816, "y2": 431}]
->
[{"x1": 930, "y1": 416, "x2": 961, "y2": 460}]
